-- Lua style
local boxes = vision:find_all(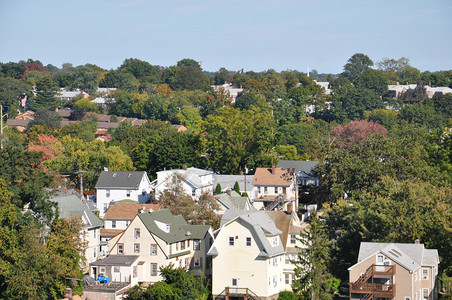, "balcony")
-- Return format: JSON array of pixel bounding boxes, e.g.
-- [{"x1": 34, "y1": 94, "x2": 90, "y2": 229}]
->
[
  {"x1": 215, "y1": 287, "x2": 262, "y2": 300},
  {"x1": 350, "y1": 264, "x2": 396, "y2": 299}
]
